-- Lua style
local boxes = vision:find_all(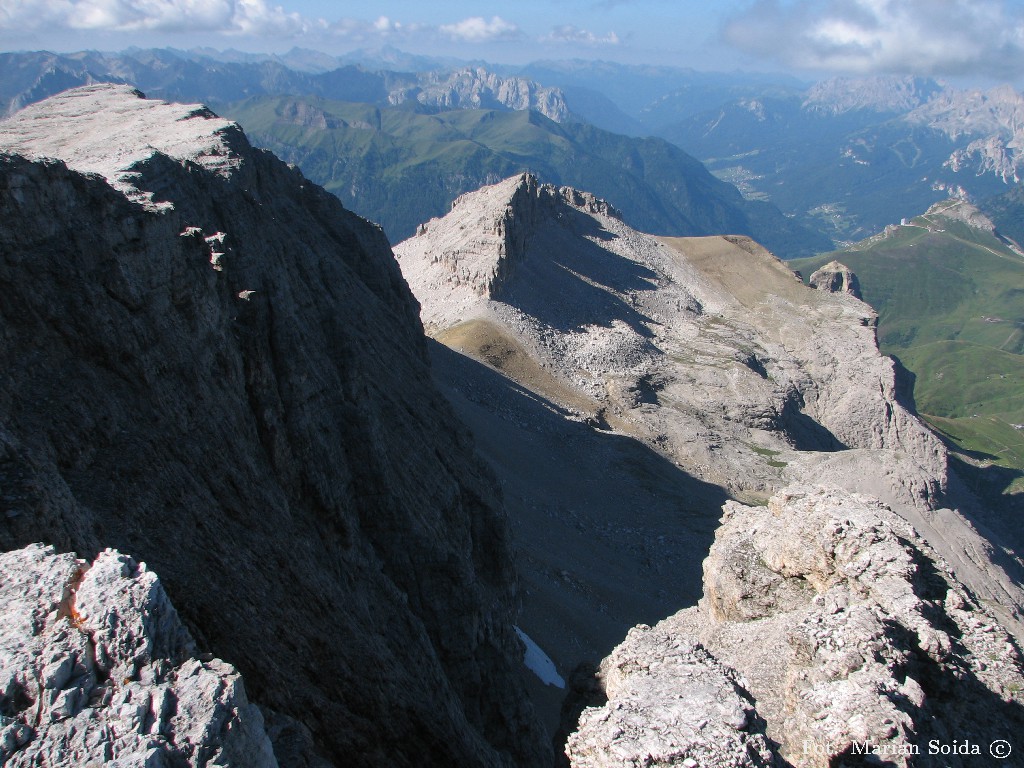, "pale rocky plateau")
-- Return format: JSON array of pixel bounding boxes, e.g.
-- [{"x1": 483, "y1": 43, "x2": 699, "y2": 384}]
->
[{"x1": 1, "y1": 85, "x2": 1023, "y2": 768}]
